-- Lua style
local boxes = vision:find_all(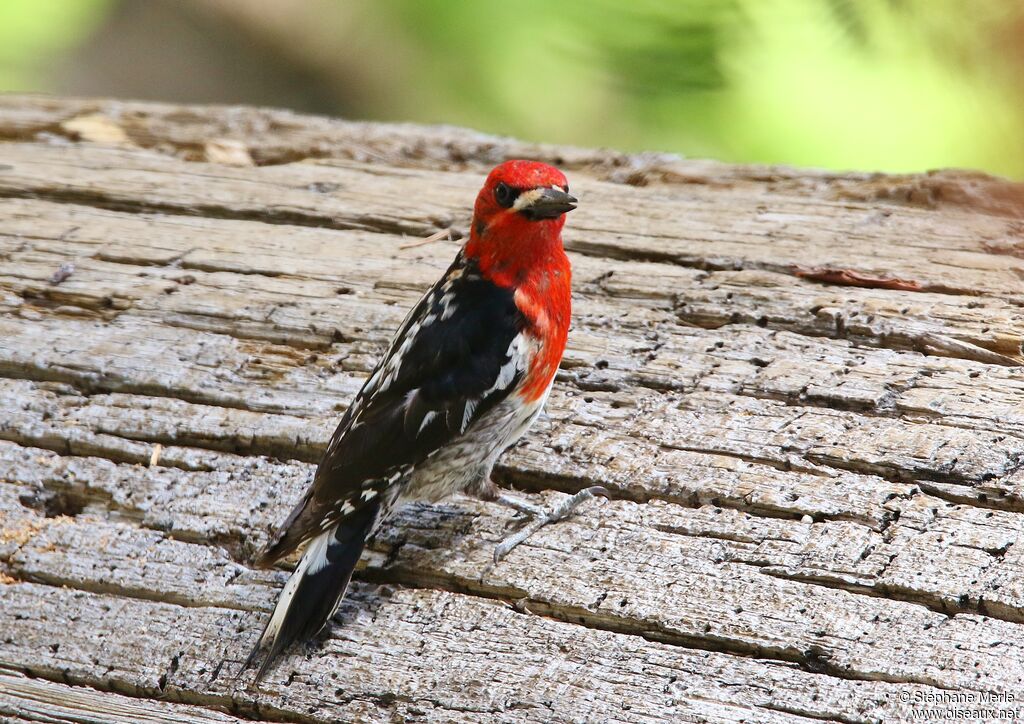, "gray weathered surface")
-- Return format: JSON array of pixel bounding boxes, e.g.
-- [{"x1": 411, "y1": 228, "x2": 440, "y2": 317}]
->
[{"x1": 1, "y1": 96, "x2": 1024, "y2": 723}]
